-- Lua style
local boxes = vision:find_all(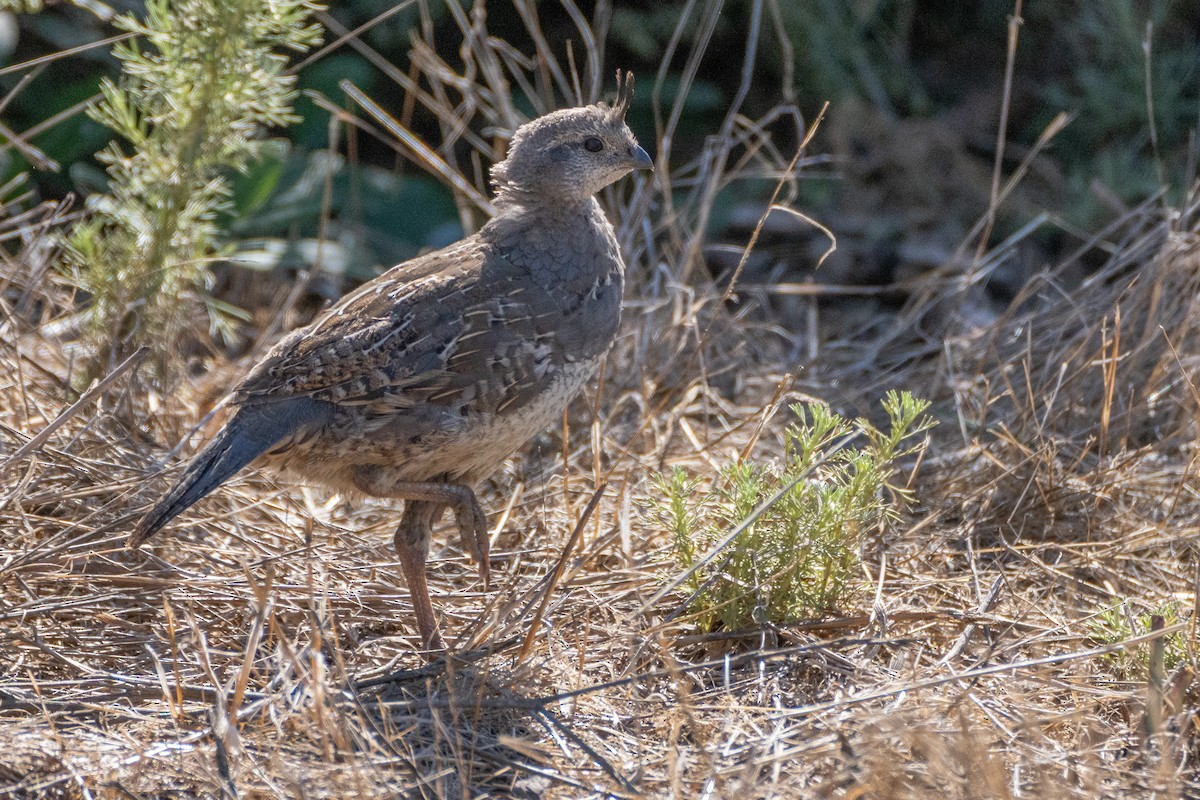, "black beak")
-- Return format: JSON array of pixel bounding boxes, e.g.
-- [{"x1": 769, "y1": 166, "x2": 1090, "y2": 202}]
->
[{"x1": 629, "y1": 145, "x2": 653, "y2": 171}]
